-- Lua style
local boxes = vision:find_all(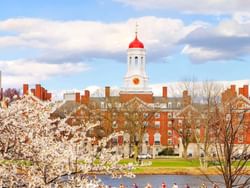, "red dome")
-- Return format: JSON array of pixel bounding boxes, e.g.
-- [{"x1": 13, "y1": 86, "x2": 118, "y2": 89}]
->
[{"x1": 129, "y1": 35, "x2": 144, "y2": 49}]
